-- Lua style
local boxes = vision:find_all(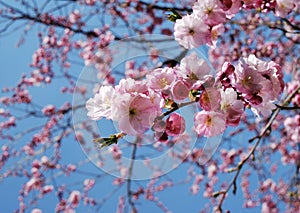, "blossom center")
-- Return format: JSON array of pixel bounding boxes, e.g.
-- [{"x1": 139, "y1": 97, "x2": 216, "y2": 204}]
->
[
  {"x1": 205, "y1": 116, "x2": 212, "y2": 126},
  {"x1": 159, "y1": 78, "x2": 168, "y2": 88},
  {"x1": 189, "y1": 28, "x2": 195, "y2": 35},
  {"x1": 129, "y1": 108, "x2": 137, "y2": 116},
  {"x1": 206, "y1": 8, "x2": 213, "y2": 14}
]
